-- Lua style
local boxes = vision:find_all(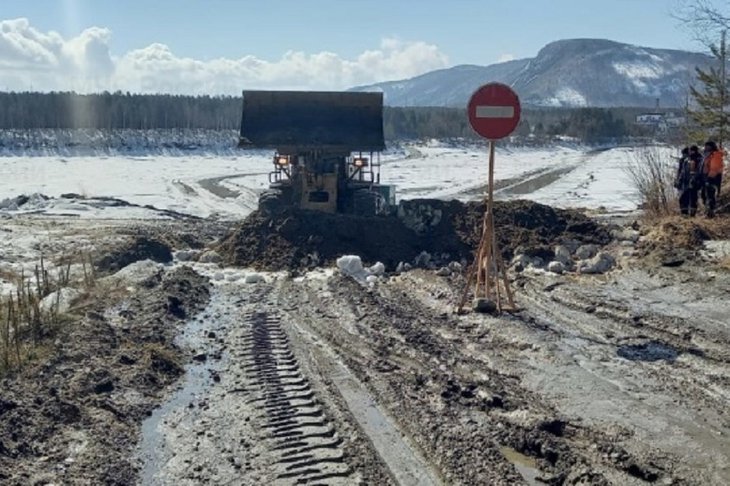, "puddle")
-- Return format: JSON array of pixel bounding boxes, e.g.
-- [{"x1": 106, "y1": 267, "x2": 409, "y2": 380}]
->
[
  {"x1": 617, "y1": 340, "x2": 679, "y2": 362},
  {"x1": 137, "y1": 290, "x2": 229, "y2": 484},
  {"x1": 500, "y1": 446, "x2": 543, "y2": 485}
]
